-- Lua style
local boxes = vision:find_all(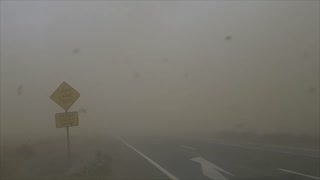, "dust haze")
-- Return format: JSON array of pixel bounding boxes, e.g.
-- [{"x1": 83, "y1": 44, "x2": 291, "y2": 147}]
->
[{"x1": 1, "y1": 1, "x2": 319, "y2": 140}]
